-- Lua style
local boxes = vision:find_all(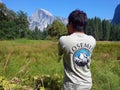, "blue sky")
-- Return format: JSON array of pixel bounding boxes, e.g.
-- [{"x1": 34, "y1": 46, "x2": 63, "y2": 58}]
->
[{"x1": 1, "y1": 0, "x2": 120, "y2": 19}]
